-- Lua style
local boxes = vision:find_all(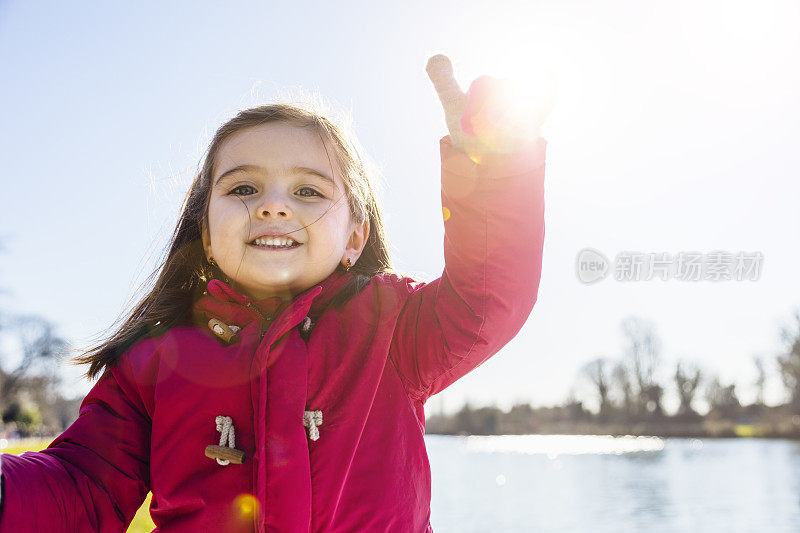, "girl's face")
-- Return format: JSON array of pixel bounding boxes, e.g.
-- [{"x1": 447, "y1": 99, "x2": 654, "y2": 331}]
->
[{"x1": 202, "y1": 122, "x2": 369, "y2": 301}]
